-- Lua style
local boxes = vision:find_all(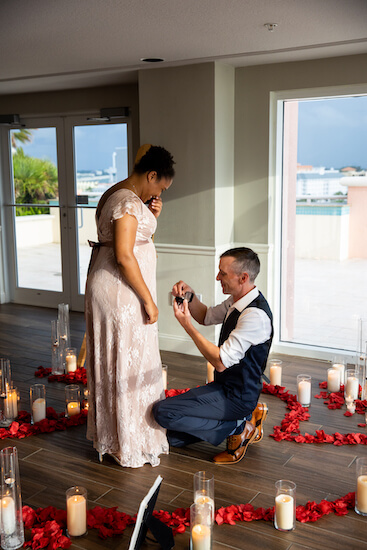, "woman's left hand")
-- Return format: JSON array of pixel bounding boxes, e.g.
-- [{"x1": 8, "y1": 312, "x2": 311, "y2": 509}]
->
[{"x1": 148, "y1": 196, "x2": 163, "y2": 218}]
